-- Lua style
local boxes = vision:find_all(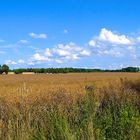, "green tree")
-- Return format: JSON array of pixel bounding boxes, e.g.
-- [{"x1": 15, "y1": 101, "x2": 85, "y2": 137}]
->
[
  {"x1": 2, "y1": 64, "x2": 9, "y2": 74},
  {"x1": 0, "y1": 65, "x2": 3, "y2": 74}
]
